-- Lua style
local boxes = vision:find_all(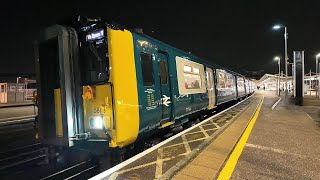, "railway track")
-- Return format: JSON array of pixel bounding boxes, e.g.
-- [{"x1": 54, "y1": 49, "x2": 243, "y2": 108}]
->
[
  {"x1": 0, "y1": 143, "x2": 99, "y2": 180},
  {"x1": 0, "y1": 116, "x2": 35, "y2": 127},
  {"x1": 0, "y1": 143, "x2": 47, "y2": 177},
  {"x1": 40, "y1": 159, "x2": 98, "y2": 180},
  {"x1": 0, "y1": 96, "x2": 253, "y2": 179}
]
